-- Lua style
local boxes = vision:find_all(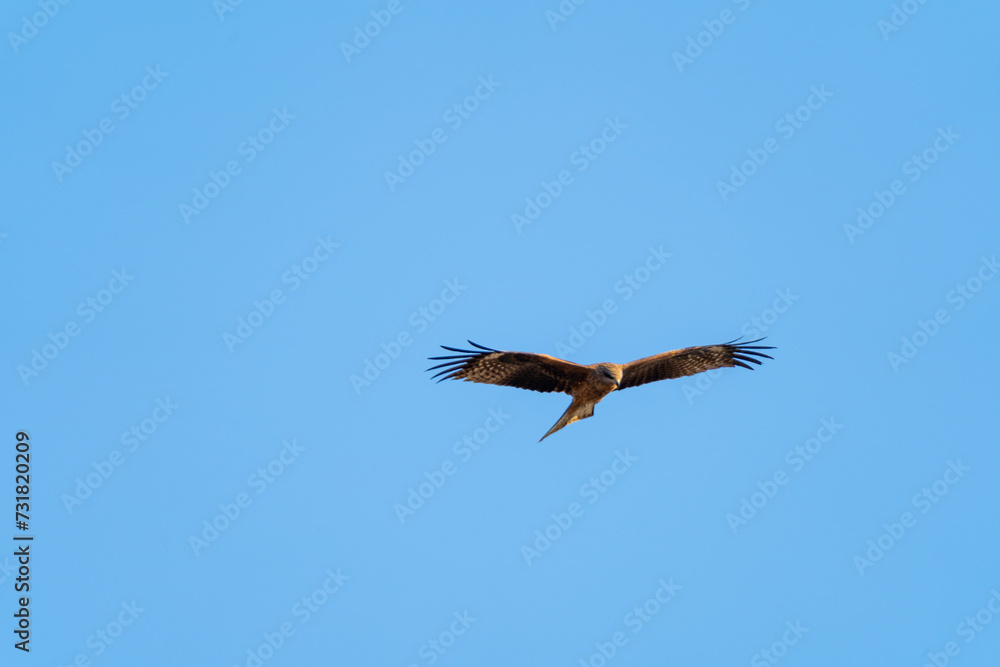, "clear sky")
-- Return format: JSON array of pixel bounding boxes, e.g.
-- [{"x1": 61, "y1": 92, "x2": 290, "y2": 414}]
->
[{"x1": 3, "y1": 0, "x2": 999, "y2": 665}]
